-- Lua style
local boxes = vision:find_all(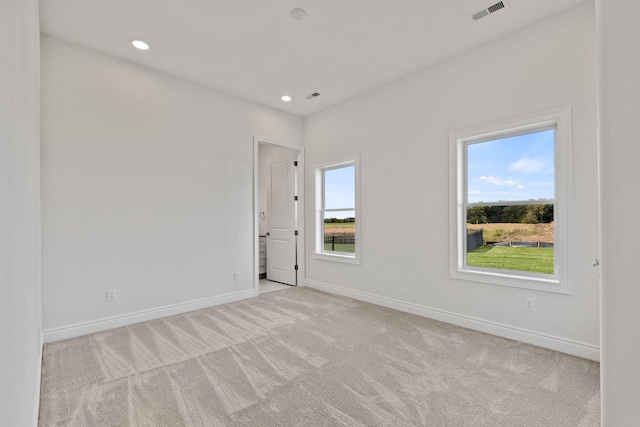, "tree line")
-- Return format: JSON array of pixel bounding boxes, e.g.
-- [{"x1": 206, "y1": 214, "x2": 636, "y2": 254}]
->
[
  {"x1": 467, "y1": 204, "x2": 553, "y2": 224},
  {"x1": 324, "y1": 217, "x2": 355, "y2": 223}
]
